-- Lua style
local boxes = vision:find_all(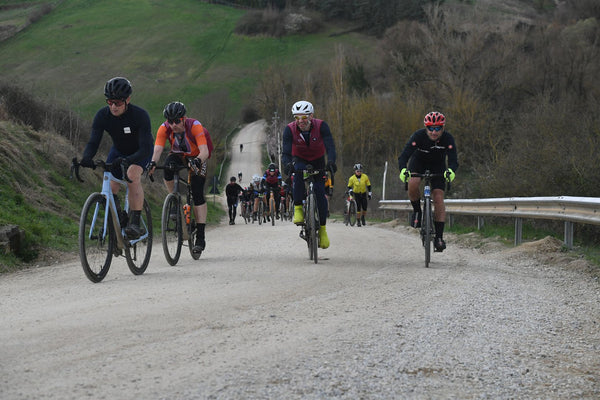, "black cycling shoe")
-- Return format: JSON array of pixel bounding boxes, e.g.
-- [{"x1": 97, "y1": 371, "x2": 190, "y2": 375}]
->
[
  {"x1": 434, "y1": 237, "x2": 446, "y2": 252},
  {"x1": 410, "y1": 211, "x2": 422, "y2": 228},
  {"x1": 192, "y1": 237, "x2": 205, "y2": 254}
]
